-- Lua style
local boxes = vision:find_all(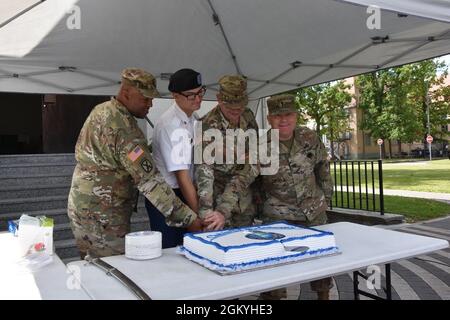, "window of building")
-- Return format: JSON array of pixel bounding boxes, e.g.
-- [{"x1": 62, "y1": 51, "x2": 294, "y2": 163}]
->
[{"x1": 364, "y1": 133, "x2": 372, "y2": 146}]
